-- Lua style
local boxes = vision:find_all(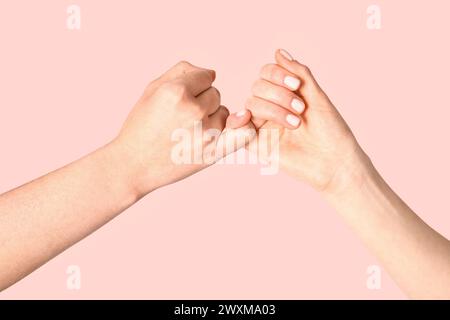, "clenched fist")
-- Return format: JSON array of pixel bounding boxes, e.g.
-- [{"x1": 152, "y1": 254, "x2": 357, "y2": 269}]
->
[{"x1": 113, "y1": 61, "x2": 254, "y2": 197}]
